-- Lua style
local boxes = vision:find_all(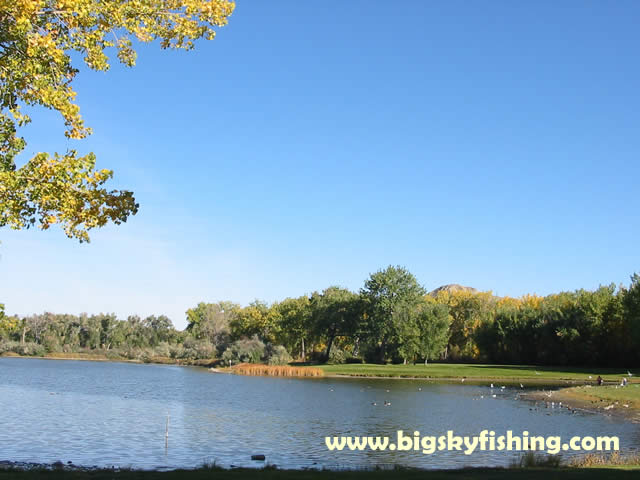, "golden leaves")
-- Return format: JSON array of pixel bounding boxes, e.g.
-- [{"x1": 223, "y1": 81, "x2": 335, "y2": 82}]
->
[{"x1": 1, "y1": 0, "x2": 233, "y2": 241}]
